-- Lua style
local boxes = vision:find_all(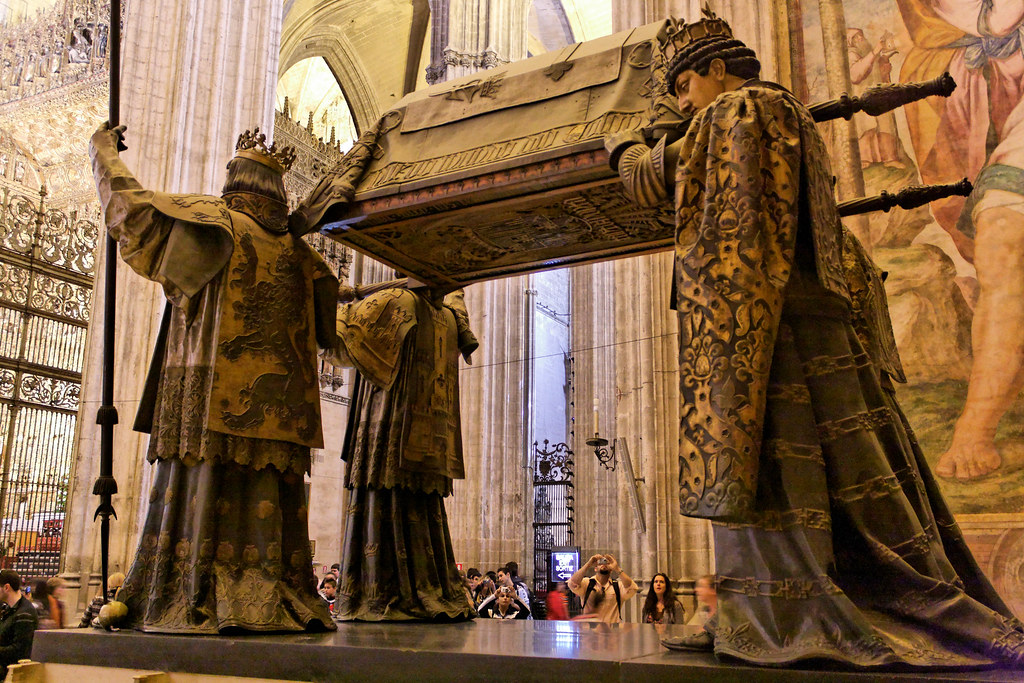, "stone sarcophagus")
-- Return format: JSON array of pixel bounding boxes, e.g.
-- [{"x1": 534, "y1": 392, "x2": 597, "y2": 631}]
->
[{"x1": 311, "y1": 21, "x2": 677, "y2": 287}]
